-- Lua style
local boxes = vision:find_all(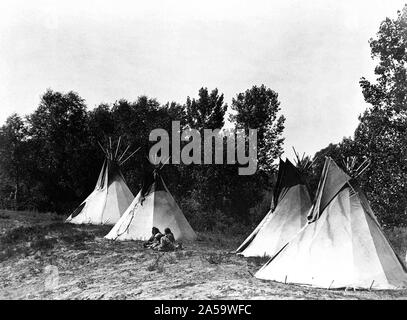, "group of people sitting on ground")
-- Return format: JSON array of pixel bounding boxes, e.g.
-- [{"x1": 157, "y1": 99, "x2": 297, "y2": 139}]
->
[{"x1": 143, "y1": 227, "x2": 180, "y2": 252}]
